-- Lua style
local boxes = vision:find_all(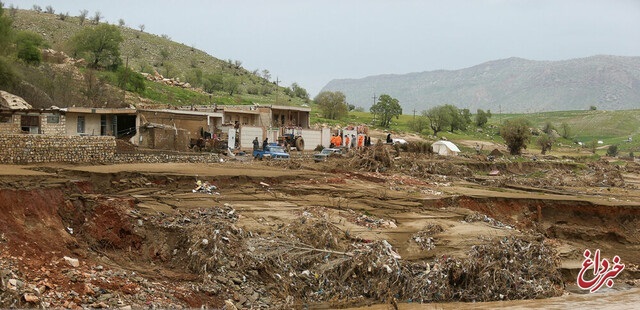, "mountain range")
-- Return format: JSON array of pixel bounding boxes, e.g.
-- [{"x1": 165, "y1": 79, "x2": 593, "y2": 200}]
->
[{"x1": 321, "y1": 55, "x2": 640, "y2": 113}]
